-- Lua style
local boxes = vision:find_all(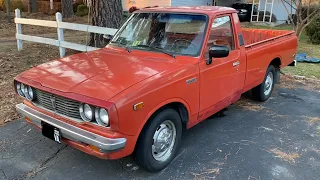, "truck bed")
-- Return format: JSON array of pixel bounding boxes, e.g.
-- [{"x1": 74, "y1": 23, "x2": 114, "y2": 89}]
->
[
  {"x1": 242, "y1": 28, "x2": 295, "y2": 47},
  {"x1": 241, "y1": 28, "x2": 297, "y2": 93}
]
